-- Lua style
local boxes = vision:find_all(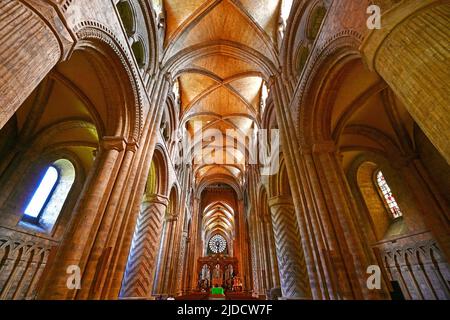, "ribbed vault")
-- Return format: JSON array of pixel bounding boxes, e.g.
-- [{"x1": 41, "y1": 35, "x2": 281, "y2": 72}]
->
[
  {"x1": 202, "y1": 201, "x2": 235, "y2": 254},
  {"x1": 162, "y1": 0, "x2": 290, "y2": 186}
]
